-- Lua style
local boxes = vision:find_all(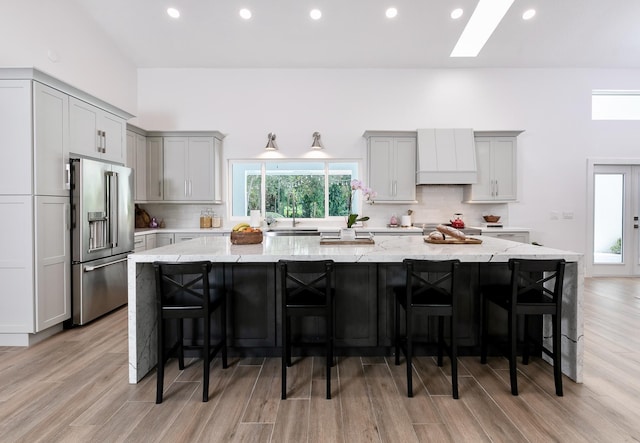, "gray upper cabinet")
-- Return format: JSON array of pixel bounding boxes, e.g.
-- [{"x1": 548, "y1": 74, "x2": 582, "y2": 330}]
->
[
  {"x1": 33, "y1": 82, "x2": 69, "y2": 197},
  {"x1": 463, "y1": 131, "x2": 523, "y2": 203},
  {"x1": 364, "y1": 131, "x2": 417, "y2": 203},
  {"x1": 69, "y1": 96, "x2": 126, "y2": 164},
  {"x1": 126, "y1": 130, "x2": 224, "y2": 204},
  {"x1": 145, "y1": 137, "x2": 164, "y2": 201},
  {"x1": 126, "y1": 129, "x2": 148, "y2": 202},
  {"x1": 163, "y1": 136, "x2": 222, "y2": 203}
]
